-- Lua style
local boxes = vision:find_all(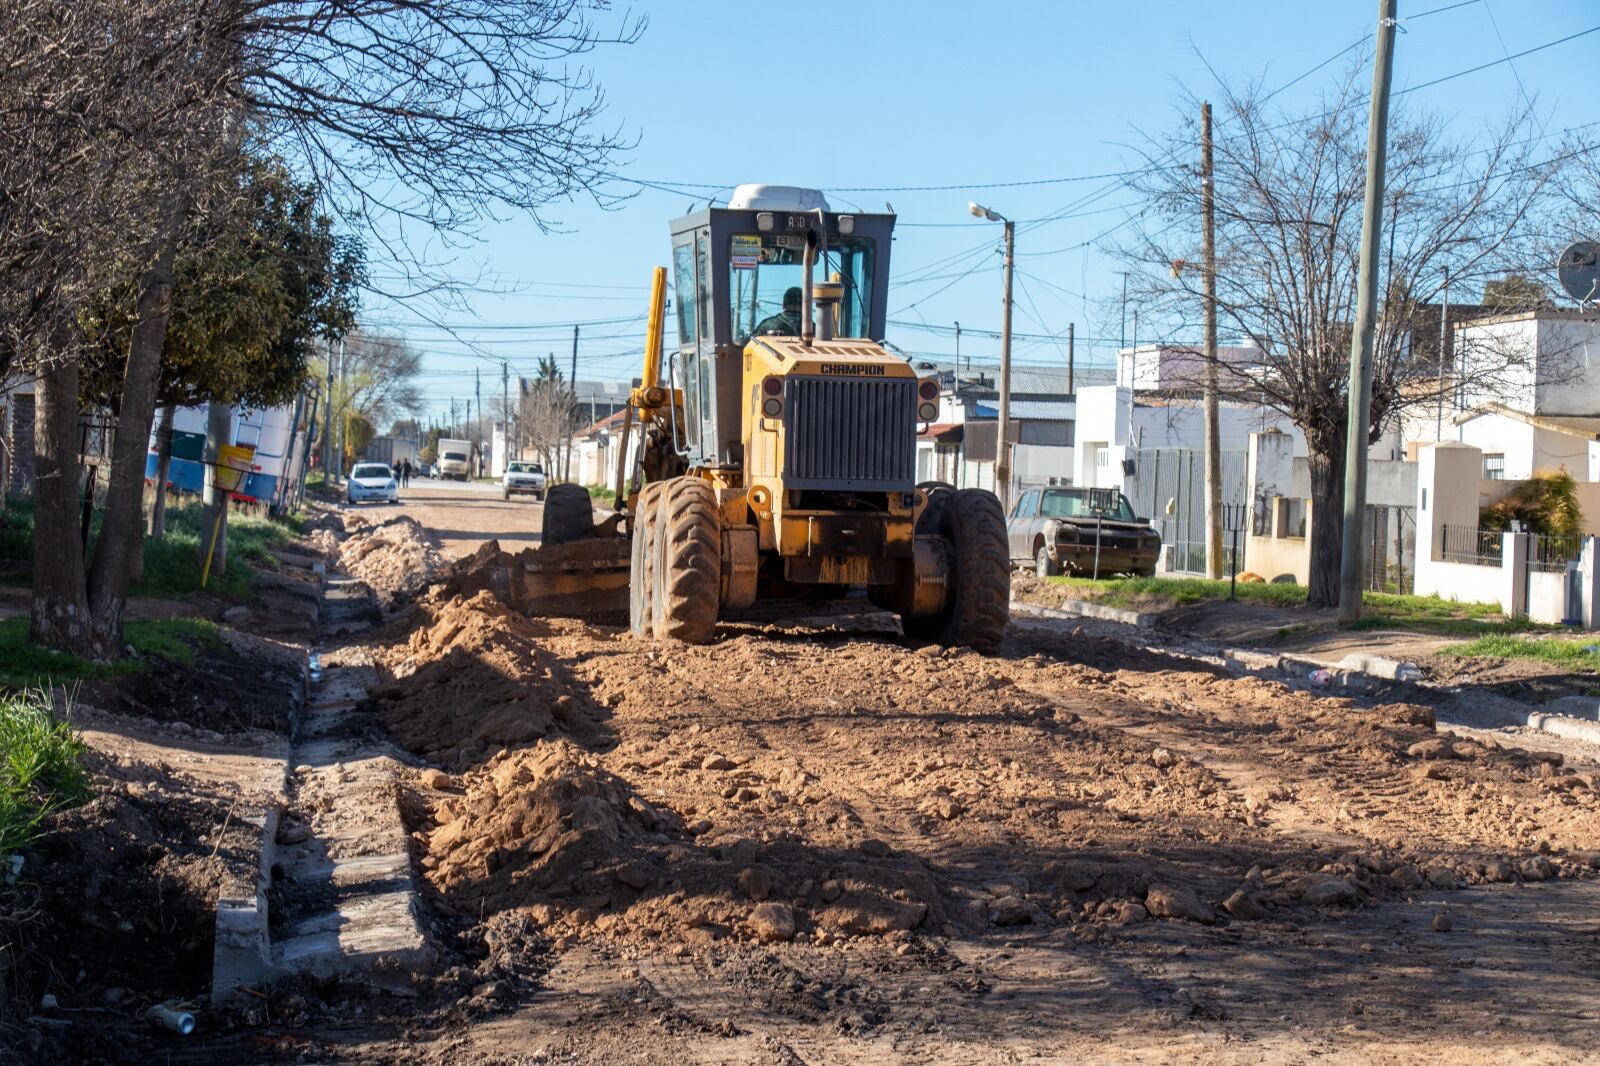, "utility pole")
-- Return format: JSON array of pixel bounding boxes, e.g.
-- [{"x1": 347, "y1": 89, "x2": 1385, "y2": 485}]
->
[
  {"x1": 475, "y1": 366, "x2": 483, "y2": 476},
  {"x1": 502, "y1": 360, "x2": 511, "y2": 464},
  {"x1": 955, "y1": 321, "x2": 962, "y2": 371},
  {"x1": 1202, "y1": 100, "x2": 1225, "y2": 580},
  {"x1": 566, "y1": 324, "x2": 579, "y2": 482},
  {"x1": 1434, "y1": 269, "x2": 1450, "y2": 440},
  {"x1": 322, "y1": 336, "x2": 334, "y2": 476},
  {"x1": 1120, "y1": 273, "x2": 1129, "y2": 351},
  {"x1": 1126, "y1": 309, "x2": 1139, "y2": 450},
  {"x1": 997, "y1": 220, "x2": 1015, "y2": 510},
  {"x1": 1067, "y1": 322, "x2": 1075, "y2": 396},
  {"x1": 333, "y1": 336, "x2": 346, "y2": 478},
  {"x1": 1338, "y1": 0, "x2": 1398, "y2": 622}
]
